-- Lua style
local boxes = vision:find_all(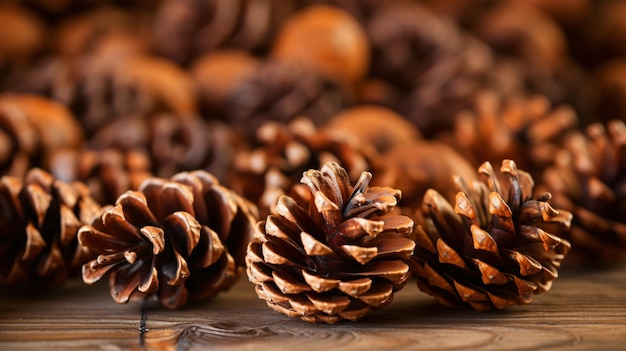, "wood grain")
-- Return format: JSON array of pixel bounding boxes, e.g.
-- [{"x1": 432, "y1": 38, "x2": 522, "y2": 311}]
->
[{"x1": 1, "y1": 265, "x2": 626, "y2": 350}]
